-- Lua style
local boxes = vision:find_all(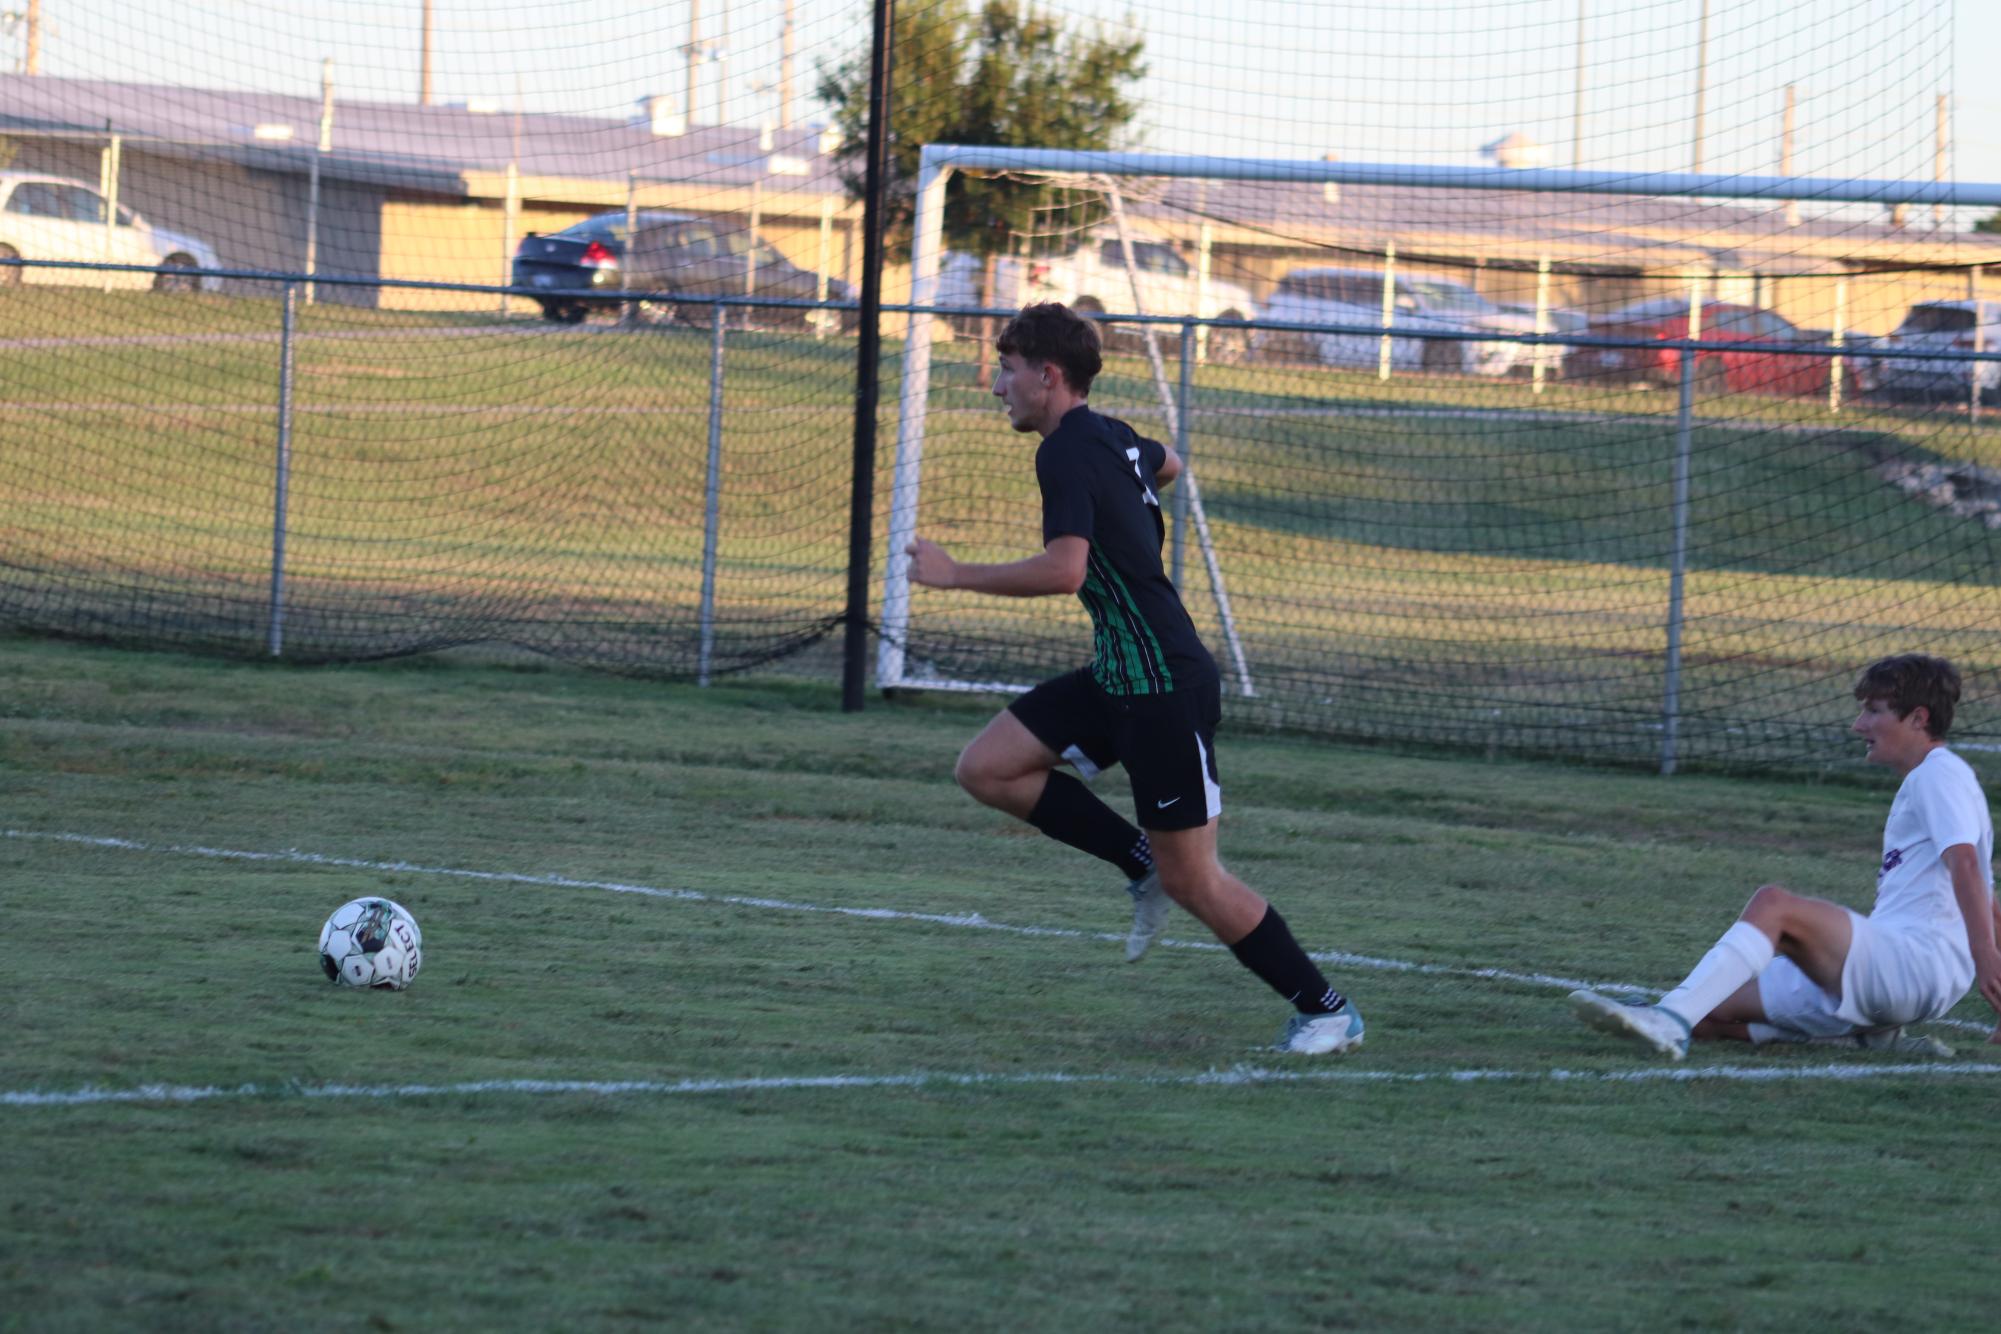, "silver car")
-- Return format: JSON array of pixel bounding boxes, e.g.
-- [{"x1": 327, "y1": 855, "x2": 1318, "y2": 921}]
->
[{"x1": 1869, "y1": 299, "x2": 2001, "y2": 403}]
